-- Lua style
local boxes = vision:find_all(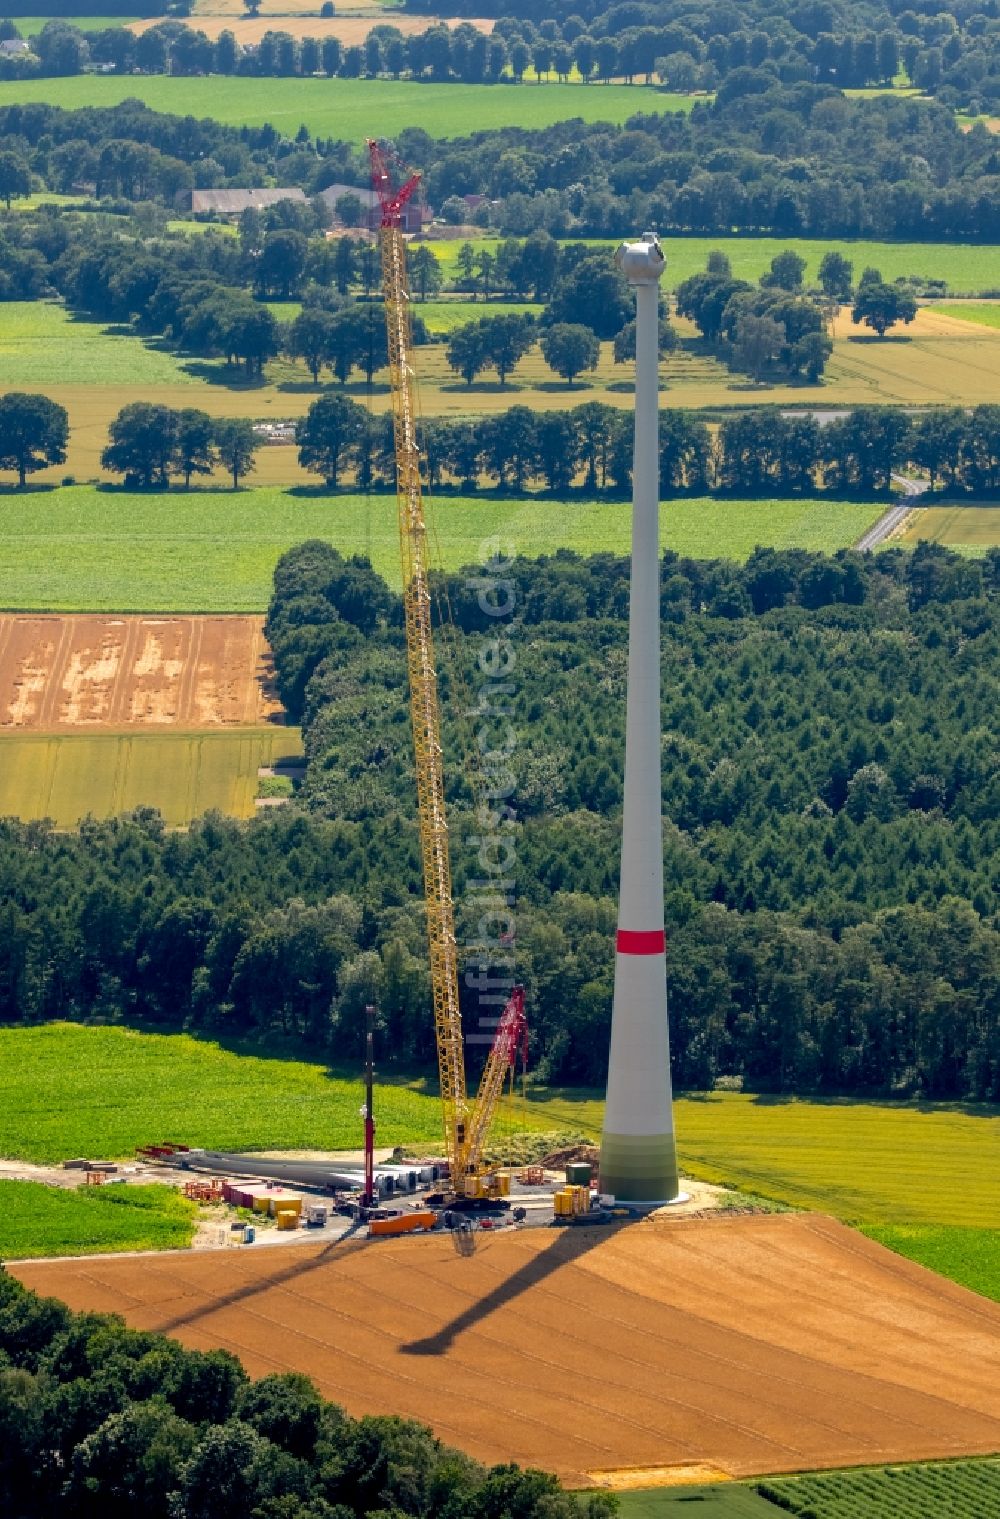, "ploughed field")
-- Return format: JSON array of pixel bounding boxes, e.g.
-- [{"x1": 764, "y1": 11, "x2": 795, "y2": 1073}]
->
[
  {"x1": 0, "y1": 614, "x2": 281, "y2": 729},
  {"x1": 15, "y1": 1213, "x2": 1000, "y2": 1487}
]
